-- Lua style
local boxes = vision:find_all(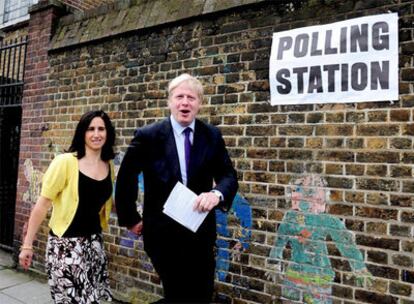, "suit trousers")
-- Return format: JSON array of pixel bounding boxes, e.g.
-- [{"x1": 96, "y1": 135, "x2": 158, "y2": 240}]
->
[{"x1": 148, "y1": 237, "x2": 215, "y2": 303}]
